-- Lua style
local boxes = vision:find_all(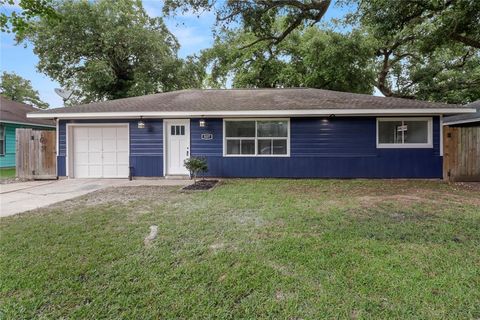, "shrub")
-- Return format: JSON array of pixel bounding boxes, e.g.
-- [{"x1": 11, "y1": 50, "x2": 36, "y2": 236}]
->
[{"x1": 183, "y1": 157, "x2": 208, "y2": 183}]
